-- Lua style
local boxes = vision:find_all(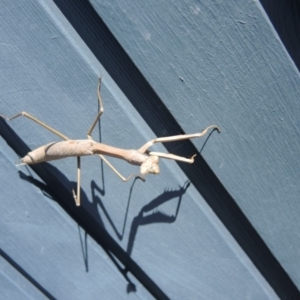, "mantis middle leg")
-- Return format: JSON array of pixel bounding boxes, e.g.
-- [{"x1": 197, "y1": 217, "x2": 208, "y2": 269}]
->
[{"x1": 86, "y1": 77, "x2": 140, "y2": 182}]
